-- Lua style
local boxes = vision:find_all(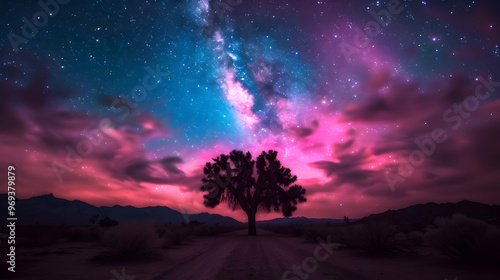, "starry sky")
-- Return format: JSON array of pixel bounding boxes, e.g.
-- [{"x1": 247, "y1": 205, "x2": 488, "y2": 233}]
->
[{"x1": 1, "y1": 0, "x2": 499, "y2": 221}]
